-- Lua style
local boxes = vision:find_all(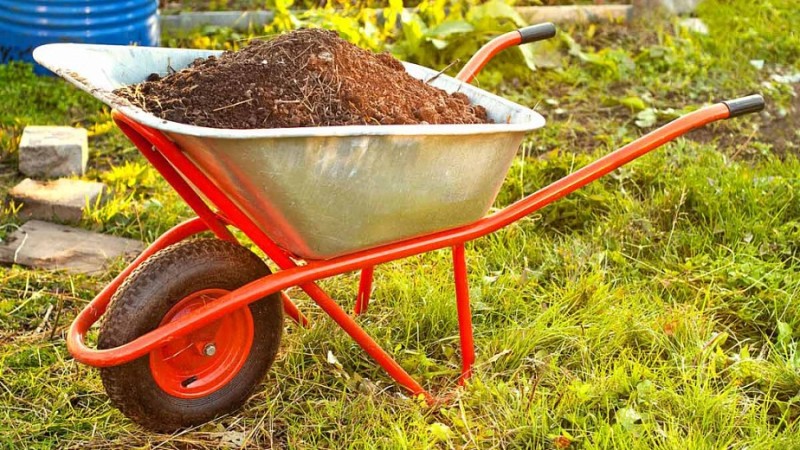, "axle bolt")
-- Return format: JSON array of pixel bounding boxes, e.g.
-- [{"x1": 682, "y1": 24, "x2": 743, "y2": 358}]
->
[{"x1": 203, "y1": 343, "x2": 217, "y2": 357}]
